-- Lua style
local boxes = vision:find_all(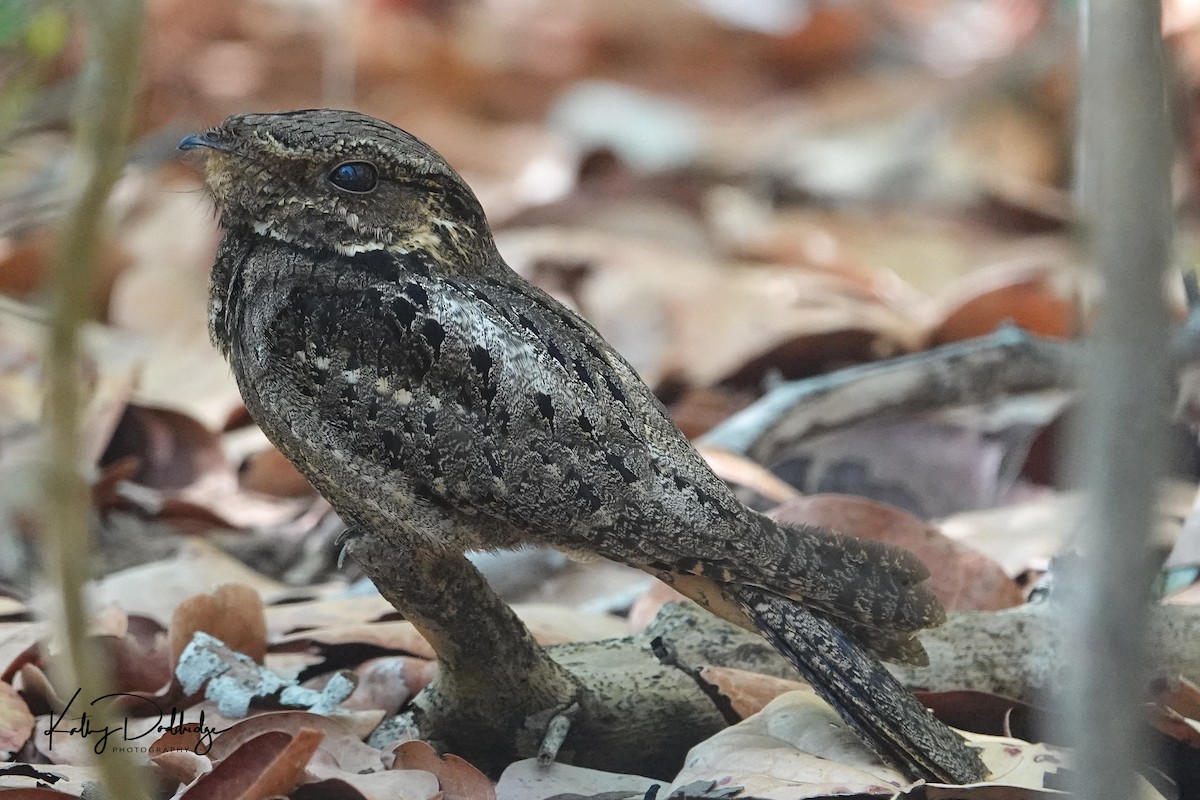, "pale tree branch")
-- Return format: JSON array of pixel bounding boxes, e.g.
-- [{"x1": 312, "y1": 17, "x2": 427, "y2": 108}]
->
[
  {"x1": 1063, "y1": 0, "x2": 1173, "y2": 797},
  {"x1": 44, "y1": 0, "x2": 148, "y2": 796}
]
